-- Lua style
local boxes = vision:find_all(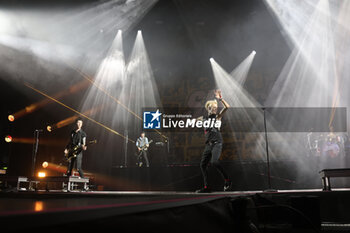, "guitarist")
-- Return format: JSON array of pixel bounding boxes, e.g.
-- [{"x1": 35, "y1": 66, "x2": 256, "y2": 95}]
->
[
  {"x1": 136, "y1": 131, "x2": 150, "y2": 167},
  {"x1": 64, "y1": 118, "x2": 87, "y2": 177}
]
